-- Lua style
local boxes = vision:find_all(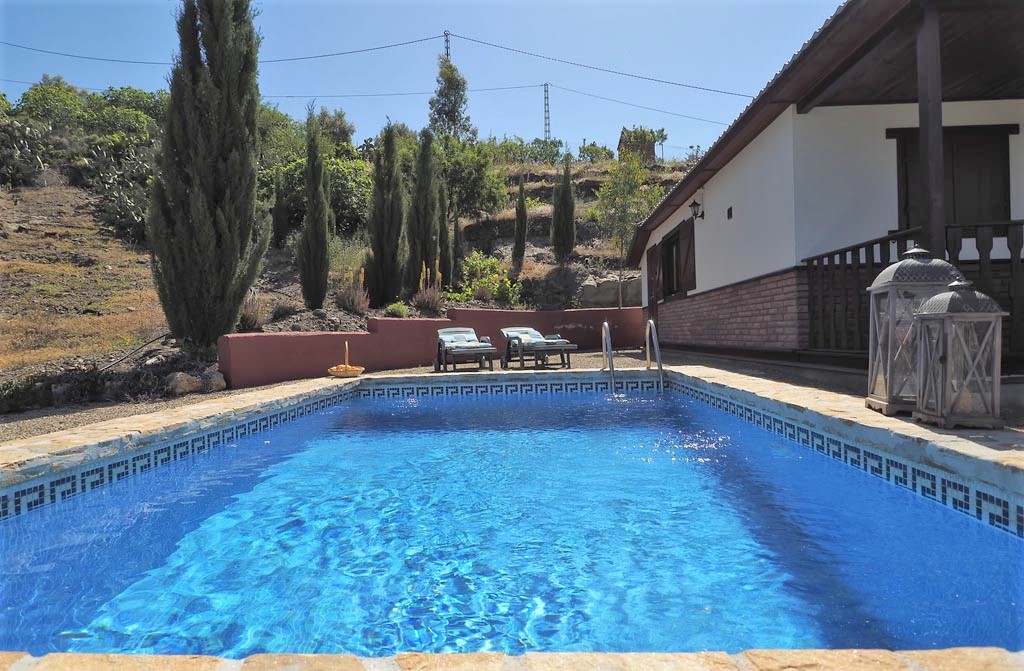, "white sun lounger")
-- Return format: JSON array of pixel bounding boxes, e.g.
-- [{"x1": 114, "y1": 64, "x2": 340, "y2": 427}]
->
[
  {"x1": 500, "y1": 327, "x2": 578, "y2": 369},
  {"x1": 435, "y1": 327, "x2": 497, "y2": 372}
]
